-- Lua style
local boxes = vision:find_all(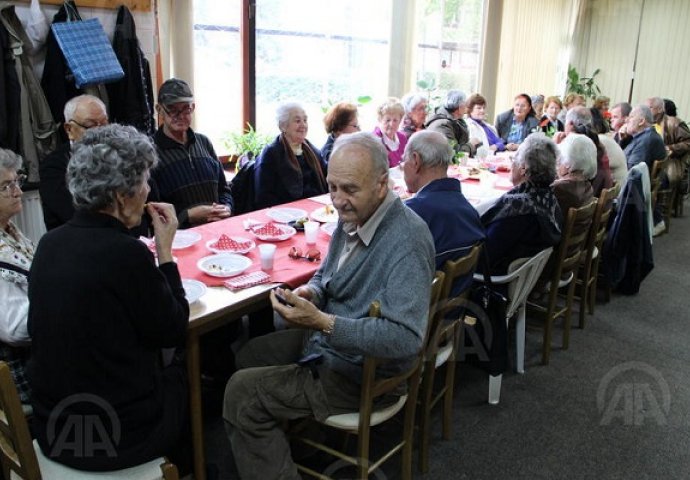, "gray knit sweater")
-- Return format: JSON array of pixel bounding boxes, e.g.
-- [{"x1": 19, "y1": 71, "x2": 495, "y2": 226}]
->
[{"x1": 305, "y1": 197, "x2": 435, "y2": 382}]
